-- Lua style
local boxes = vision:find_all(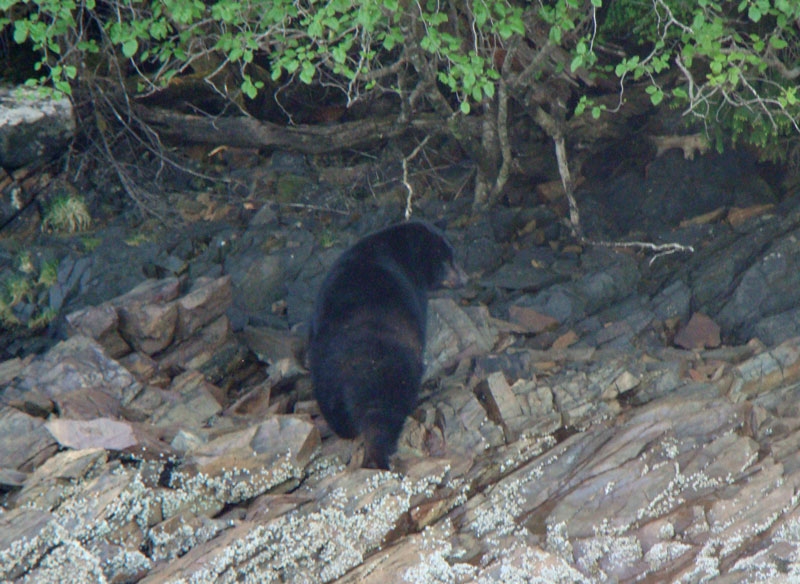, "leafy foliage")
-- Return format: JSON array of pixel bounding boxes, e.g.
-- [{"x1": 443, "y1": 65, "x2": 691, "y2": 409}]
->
[
  {"x1": 2, "y1": 0, "x2": 799, "y2": 161},
  {"x1": 596, "y1": 0, "x2": 800, "y2": 157}
]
